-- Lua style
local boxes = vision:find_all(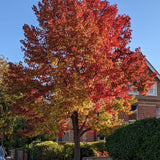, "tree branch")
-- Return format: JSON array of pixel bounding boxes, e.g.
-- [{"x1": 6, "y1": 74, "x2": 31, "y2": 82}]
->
[
  {"x1": 80, "y1": 127, "x2": 91, "y2": 137},
  {"x1": 79, "y1": 115, "x2": 88, "y2": 134}
]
